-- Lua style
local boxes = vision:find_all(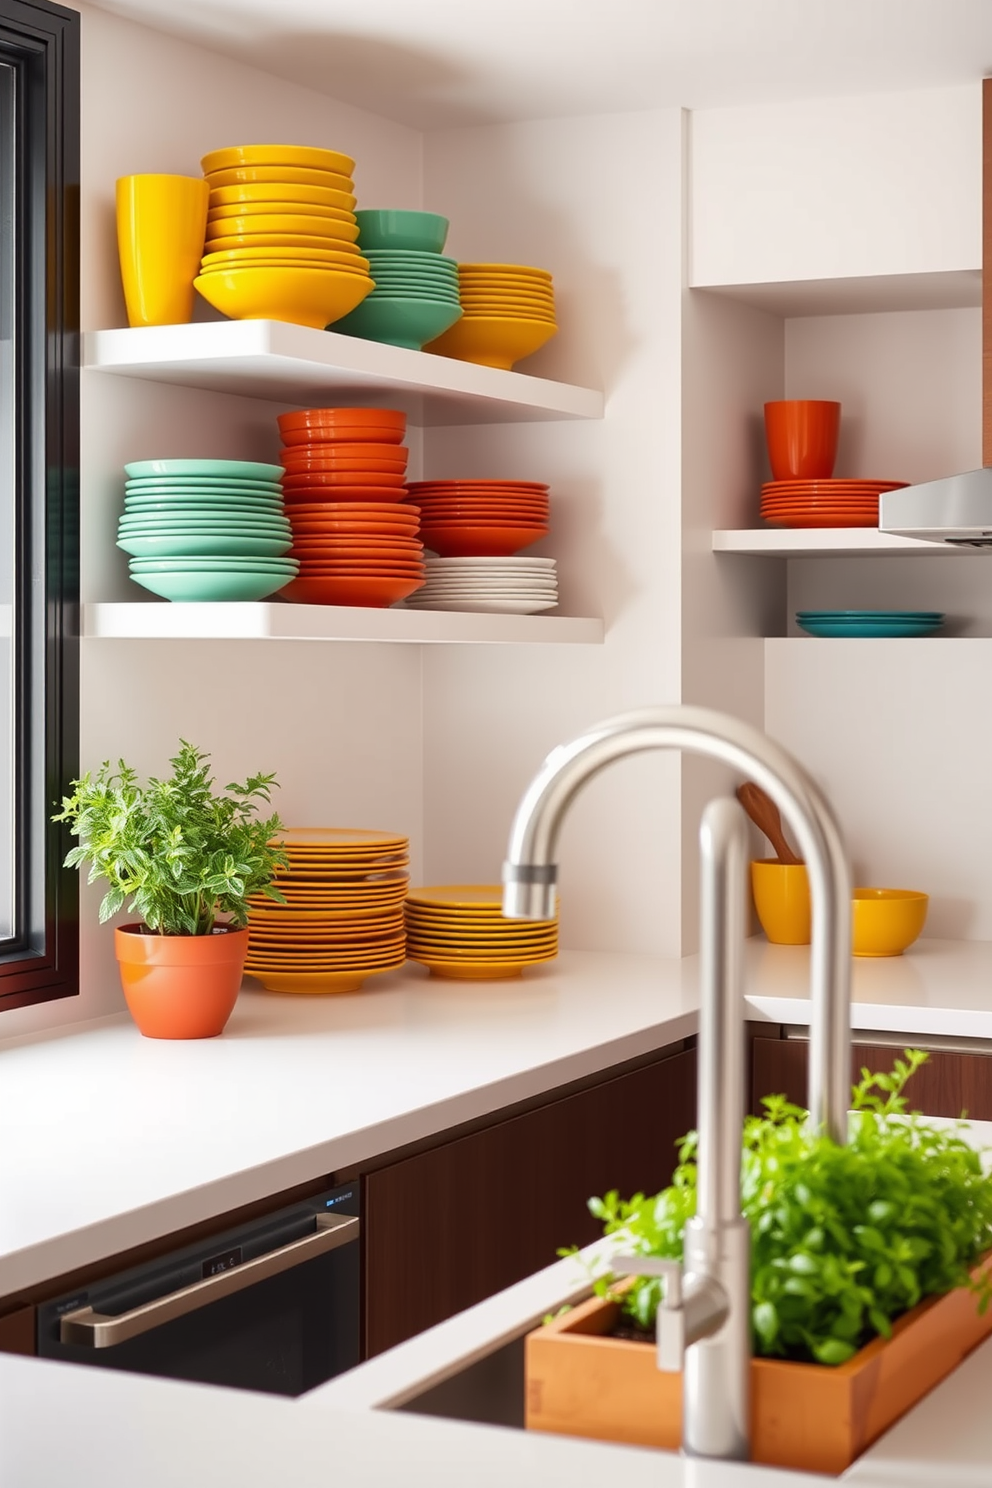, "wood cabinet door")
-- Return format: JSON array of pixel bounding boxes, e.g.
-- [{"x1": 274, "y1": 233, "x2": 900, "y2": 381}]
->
[
  {"x1": 364, "y1": 1046, "x2": 696, "y2": 1356},
  {"x1": 752, "y1": 1037, "x2": 992, "y2": 1121}
]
